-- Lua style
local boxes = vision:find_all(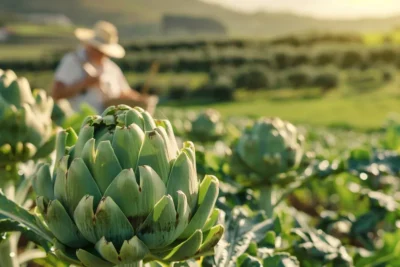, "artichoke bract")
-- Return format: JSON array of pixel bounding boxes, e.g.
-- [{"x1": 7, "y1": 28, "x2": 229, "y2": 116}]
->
[
  {"x1": 0, "y1": 69, "x2": 55, "y2": 165},
  {"x1": 231, "y1": 117, "x2": 304, "y2": 184},
  {"x1": 32, "y1": 105, "x2": 223, "y2": 266},
  {"x1": 190, "y1": 109, "x2": 224, "y2": 142}
]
